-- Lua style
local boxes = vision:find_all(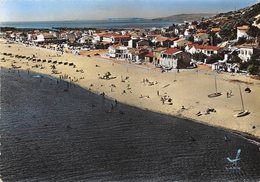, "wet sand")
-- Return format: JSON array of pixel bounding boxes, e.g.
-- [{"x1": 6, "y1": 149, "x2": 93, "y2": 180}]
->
[
  {"x1": 1, "y1": 68, "x2": 260, "y2": 181},
  {"x1": 1, "y1": 39, "x2": 260, "y2": 139}
]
